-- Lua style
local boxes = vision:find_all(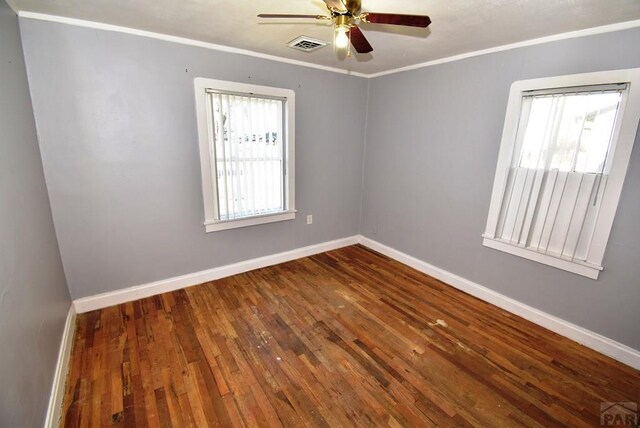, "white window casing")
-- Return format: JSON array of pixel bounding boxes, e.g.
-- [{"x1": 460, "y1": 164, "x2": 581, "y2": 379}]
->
[
  {"x1": 483, "y1": 69, "x2": 640, "y2": 279},
  {"x1": 194, "y1": 78, "x2": 296, "y2": 232}
]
